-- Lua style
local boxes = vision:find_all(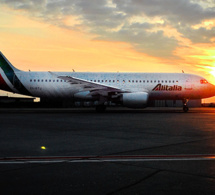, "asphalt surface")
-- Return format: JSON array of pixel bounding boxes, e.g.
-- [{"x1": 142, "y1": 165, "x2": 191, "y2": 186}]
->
[{"x1": 1, "y1": 107, "x2": 215, "y2": 194}]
